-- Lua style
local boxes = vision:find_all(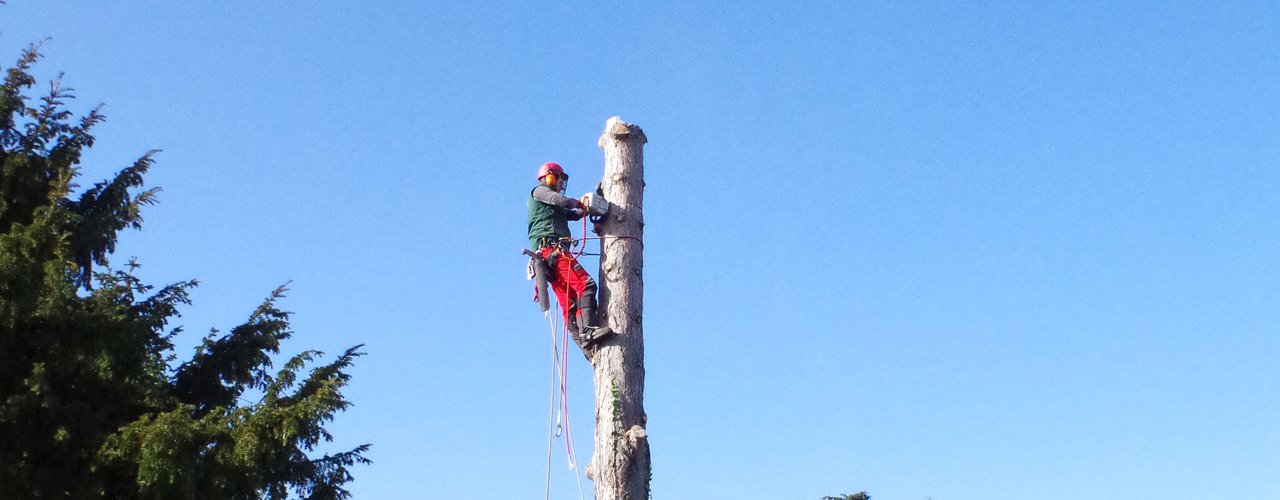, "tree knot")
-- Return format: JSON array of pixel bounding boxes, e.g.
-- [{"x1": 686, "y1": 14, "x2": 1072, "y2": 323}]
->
[{"x1": 624, "y1": 425, "x2": 647, "y2": 450}]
